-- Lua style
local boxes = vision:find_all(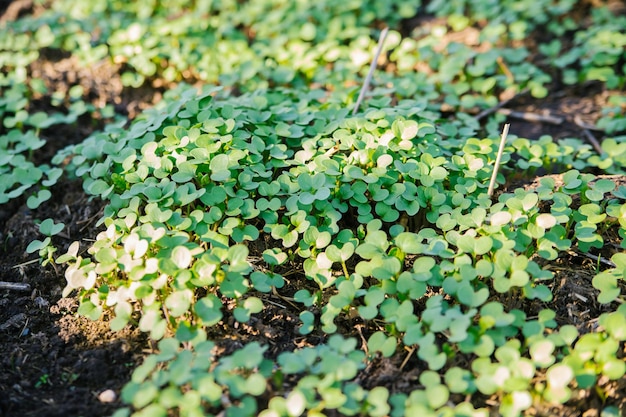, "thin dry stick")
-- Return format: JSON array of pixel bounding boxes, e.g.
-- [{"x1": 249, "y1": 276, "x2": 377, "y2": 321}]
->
[
  {"x1": 263, "y1": 298, "x2": 287, "y2": 310},
  {"x1": 474, "y1": 88, "x2": 528, "y2": 121},
  {"x1": 12, "y1": 258, "x2": 39, "y2": 268},
  {"x1": 352, "y1": 27, "x2": 389, "y2": 116},
  {"x1": 574, "y1": 114, "x2": 604, "y2": 155},
  {"x1": 488, "y1": 123, "x2": 510, "y2": 197},
  {"x1": 0, "y1": 281, "x2": 31, "y2": 292},
  {"x1": 355, "y1": 324, "x2": 369, "y2": 356},
  {"x1": 566, "y1": 250, "x2": 616, "y2": 268},
  {"x1": 19, "y1": 317, "x2": 29, "y2": 337},
  {"x1": 496, "y1": 109, "x2": 563, "y2": 125},
  {"x1": 399, "y1": 345, "x2": 416, "y2": 371},
  {"x1": 572, "y1": 114, "x2": 603, "y2": 131}
]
